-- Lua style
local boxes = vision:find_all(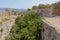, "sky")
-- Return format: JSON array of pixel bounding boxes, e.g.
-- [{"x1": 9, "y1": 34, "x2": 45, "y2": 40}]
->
[{"x1": 0, "y1": 0, "x2": 60, "y2": 9}]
